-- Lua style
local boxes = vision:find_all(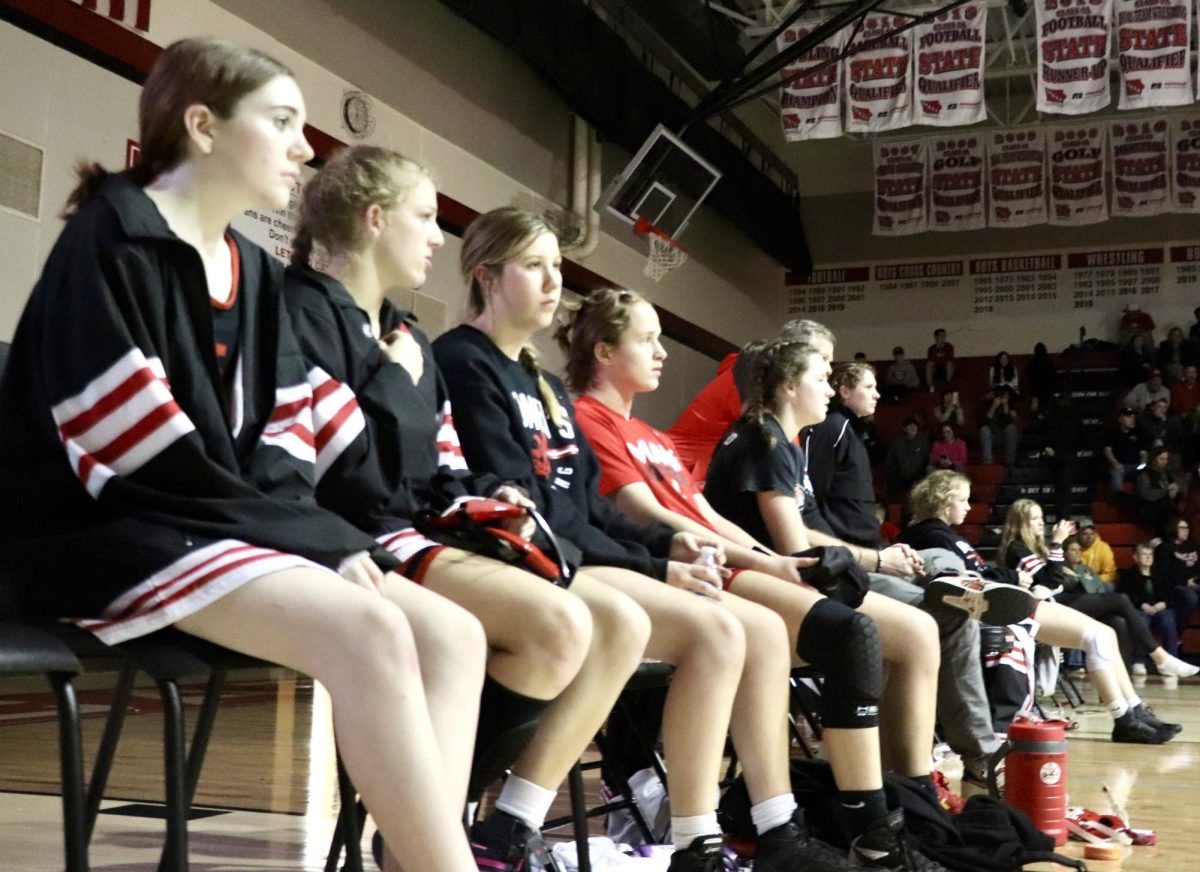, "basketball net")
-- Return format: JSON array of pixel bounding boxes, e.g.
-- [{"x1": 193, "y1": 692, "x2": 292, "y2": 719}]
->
[{"x1": 634, "y1": 217, "x2": 687, "y2": 282}]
